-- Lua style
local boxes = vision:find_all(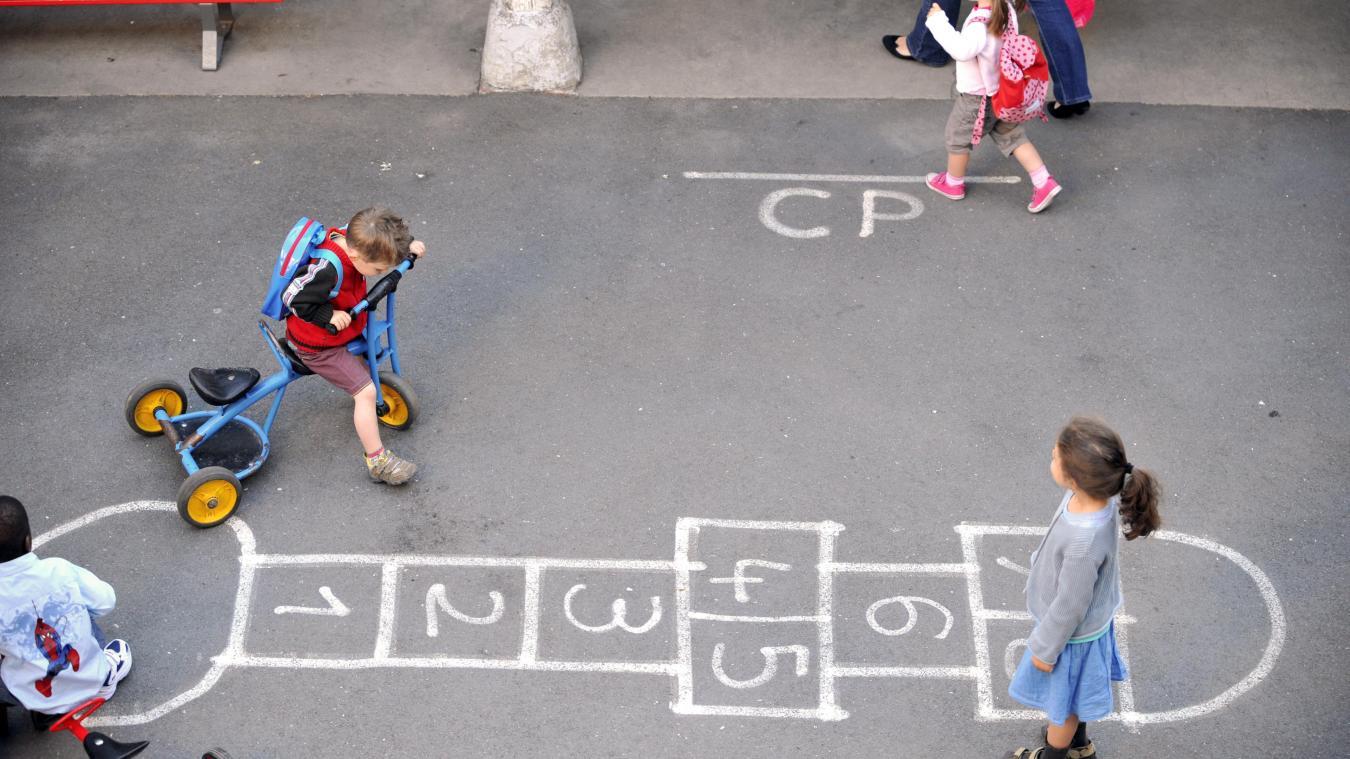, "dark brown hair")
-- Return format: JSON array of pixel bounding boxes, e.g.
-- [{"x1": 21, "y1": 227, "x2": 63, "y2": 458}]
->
[
  {"x1": 346, "y1": 207, "x2": 412, "y2": 266},
  {"x1": 0, "y1": 495, "x2": 30, "y2": 562},
  {"x1": 1057, "y1": 416, "x2": 1162, "y2": 540},
  {"x1": 988, "y1": 0, "x2": 1026, "y2": 37}
]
